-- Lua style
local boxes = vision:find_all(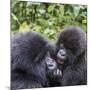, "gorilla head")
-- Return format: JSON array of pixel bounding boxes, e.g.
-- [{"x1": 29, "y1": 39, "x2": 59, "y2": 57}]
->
[
  {"x1": 55, "y1": 26, "x2": 87, "y2": 85},
  {"x1": 45, "y1": 52, "x2": 57, "y2": 70},
  {"x1": 56, "y1": 26, "x2": 86, "y2": 66}
]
